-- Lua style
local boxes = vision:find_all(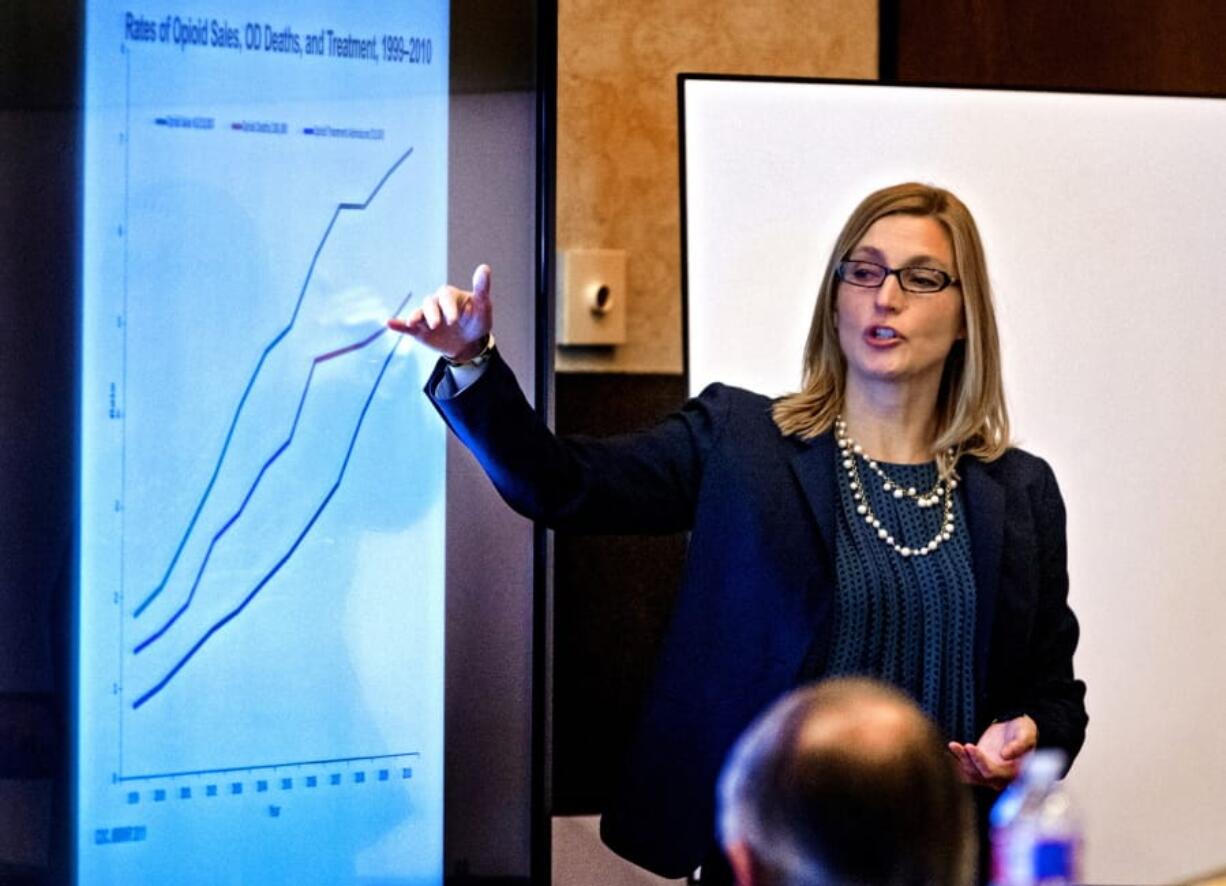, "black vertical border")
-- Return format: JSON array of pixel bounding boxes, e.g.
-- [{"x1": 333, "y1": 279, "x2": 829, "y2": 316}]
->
[
  {"x1": 532, "y1": 0, "x2": 558, "y2": 883},
  {"x1": 66, "y1": 1, "x2": 86, "y2": 883},
  {"x1": 878, "y1": 0, "x2": 900, "y2": 83},
  {"x1": 676, "y1": 74, "x2": 692, "y2": 399}
]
